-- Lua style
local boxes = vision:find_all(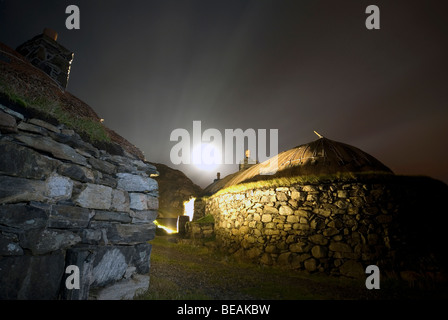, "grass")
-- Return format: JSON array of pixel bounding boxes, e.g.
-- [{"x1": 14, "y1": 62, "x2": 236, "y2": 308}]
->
[
  {"x1": 140, "y1": 236, "x2": 448, "y2": 300},
  {"x1": 139, "y1": 236, "x2": 378, "y2": 300},
  {"x1": 193, "y1": 214, "x2": 214, "y2": 224},
  {"x1": 0, "y1": 79, "x2": 111, "y2": 143}
]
